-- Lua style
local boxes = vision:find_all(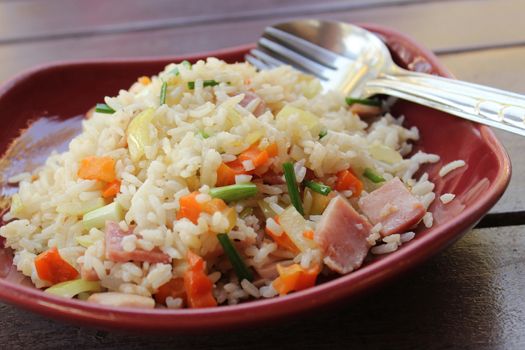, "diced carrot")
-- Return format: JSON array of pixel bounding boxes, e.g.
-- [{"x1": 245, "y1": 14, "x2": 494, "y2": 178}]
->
[
  {"x1": 34, "y1": 247, "x2": 79, "y2": 285},
  {"x1": 176, "y1": 192, "x2": 202, "y2": 224},
  {"x1": 272, "y1": 263, "x2": 320, "y2": 295},
  {"x1": 303, "y1": 230, "x2": 315, "y2": 240},
  {"x1": 216, "y1": 163, "x2": 237, "y2": 187},
  {"x1": 266, "y1": 142, "x2": 278, "y2": 157},
  {"x1": 202, "y1": 198, "x2": 227, "y2": 214},
  {"x1": 154, "y1": 277, "x2": 186, "y2": 305},
  {"x1": 187, "y1": 250, "x2": 205, "y2": 271},
  {"x1": 265, "y1": 216, "x2": 299, "y2": 254},
  {"x1": 184, "y1": 270, "x2": 217, "y2": 308},
  {"x1": 102, "y1": 179, "x2": 121, "y2": 198},
  {"x1": 138, "y1": 76, "x2": 151, "y2": 85},
  {"x1": 238, "y1": 143, "x2": 269, "y2": 168},
  {"x1": 184, "y1": 251, "x2": 217, "y2": 308},
  {"x1": 335, "y1": 169, "x2": 363, "y2": 197},
  {"x1": 78, "y1": 156, "x2": 116, "y2": 183}
]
